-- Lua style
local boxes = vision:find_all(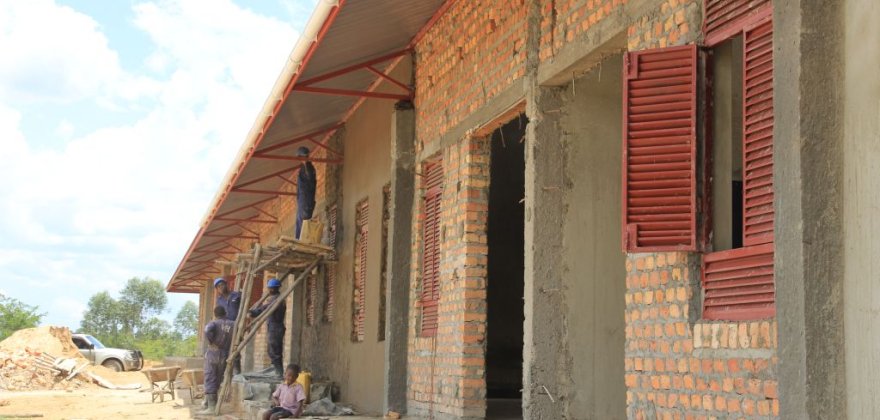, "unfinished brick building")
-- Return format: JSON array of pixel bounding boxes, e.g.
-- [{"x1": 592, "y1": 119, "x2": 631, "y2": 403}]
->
[{"x1": 167, "y1": 0, "x2": 879, "y2": 418}]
